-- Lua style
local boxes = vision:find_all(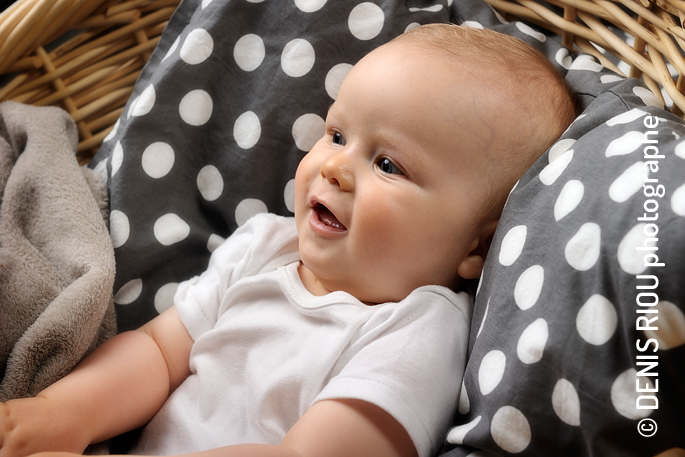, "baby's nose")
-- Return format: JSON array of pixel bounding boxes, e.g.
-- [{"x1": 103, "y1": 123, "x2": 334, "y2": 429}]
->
[{"x1": 320, "y1": 153, "x2": 354, "y2": 191}]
